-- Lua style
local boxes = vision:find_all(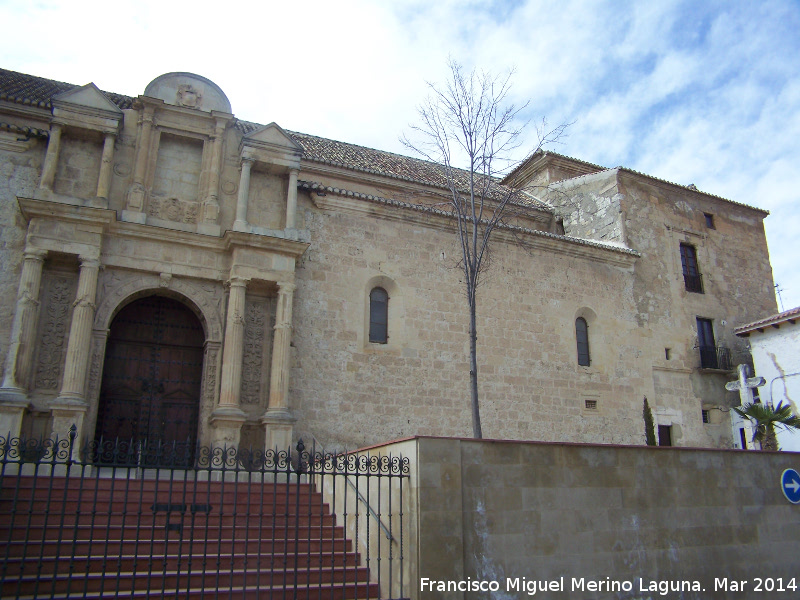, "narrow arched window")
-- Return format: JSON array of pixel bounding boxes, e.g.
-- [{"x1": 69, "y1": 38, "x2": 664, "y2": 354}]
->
[
  {"x1": 369, "y1": 287, "x2": 389, "y2": 344},
  {"x1": 576, "y1": 317, "x2": 590, "y2": 366}
]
